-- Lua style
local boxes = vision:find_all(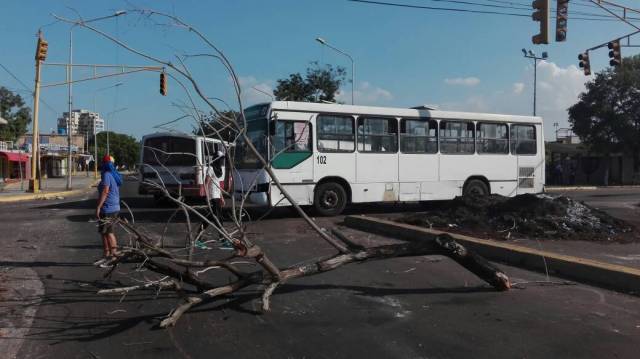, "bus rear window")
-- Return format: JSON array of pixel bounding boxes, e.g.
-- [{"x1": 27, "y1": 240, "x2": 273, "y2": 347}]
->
[
  {"x1": 143, "y1": 137, "x2": 197, "y2": 166},
  {"x1": 511, "y1": 125, "x2": 536, "y2": 155}
]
